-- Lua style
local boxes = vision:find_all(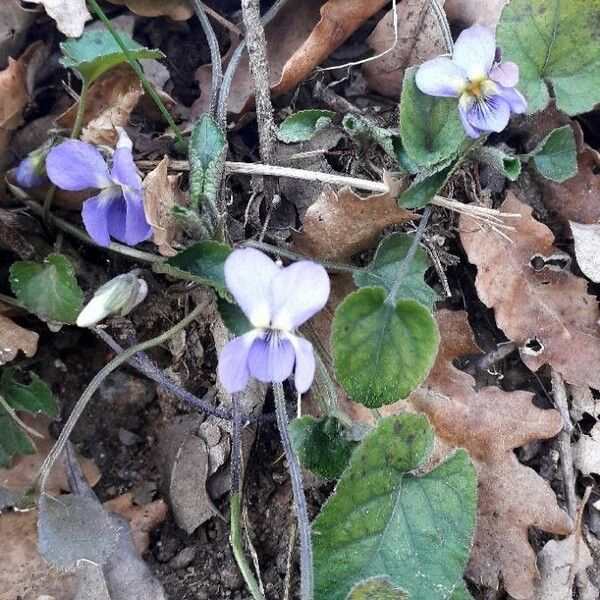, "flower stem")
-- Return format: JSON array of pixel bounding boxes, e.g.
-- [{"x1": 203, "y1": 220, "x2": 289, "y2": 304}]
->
[
  {"x1": 33, "y1": 299, "x2": 209, "y2": 494},
  {"x1": 428, "y1": 0, "x2": 453, "y2": 53},
  {"x1": 86, "y1": 0, "x2": 187, "y2": 154},
  {"x1": 71, "y1": 80, "x2": 90, "y2": 140},
  {"x1": 273, "y1": 382, "x2": 313, "y2": 600}
]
